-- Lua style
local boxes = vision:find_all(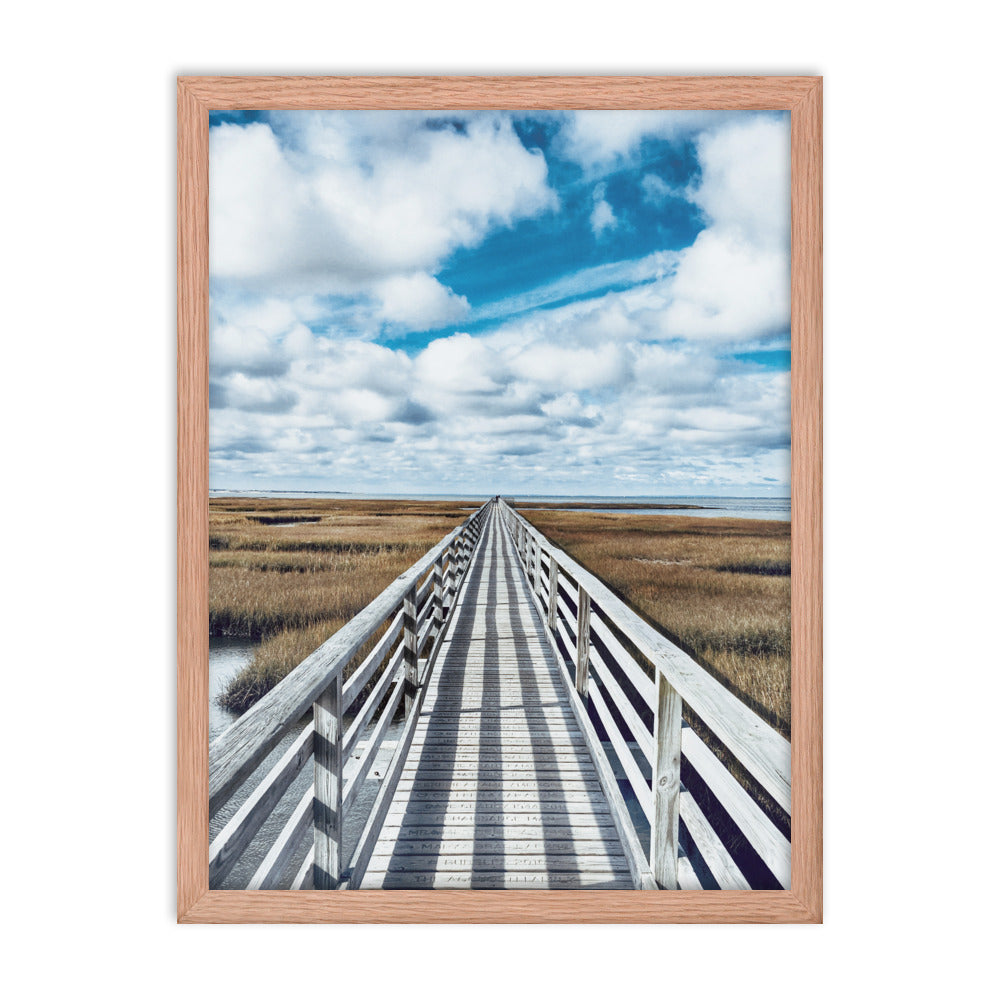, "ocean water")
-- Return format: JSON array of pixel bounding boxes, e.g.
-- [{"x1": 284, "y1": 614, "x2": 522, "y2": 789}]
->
[{"x1": 209, "y1": 491, "x2": 791, "y2": 522}]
